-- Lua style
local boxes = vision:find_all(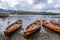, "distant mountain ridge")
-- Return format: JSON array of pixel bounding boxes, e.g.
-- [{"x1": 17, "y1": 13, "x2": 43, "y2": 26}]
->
[
  {"x1": 0, "y1": 9, "x2": 60, "y2": 15},
  {"x1": 0, "y1": 9, "x2": 14, "y2": 12}
]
